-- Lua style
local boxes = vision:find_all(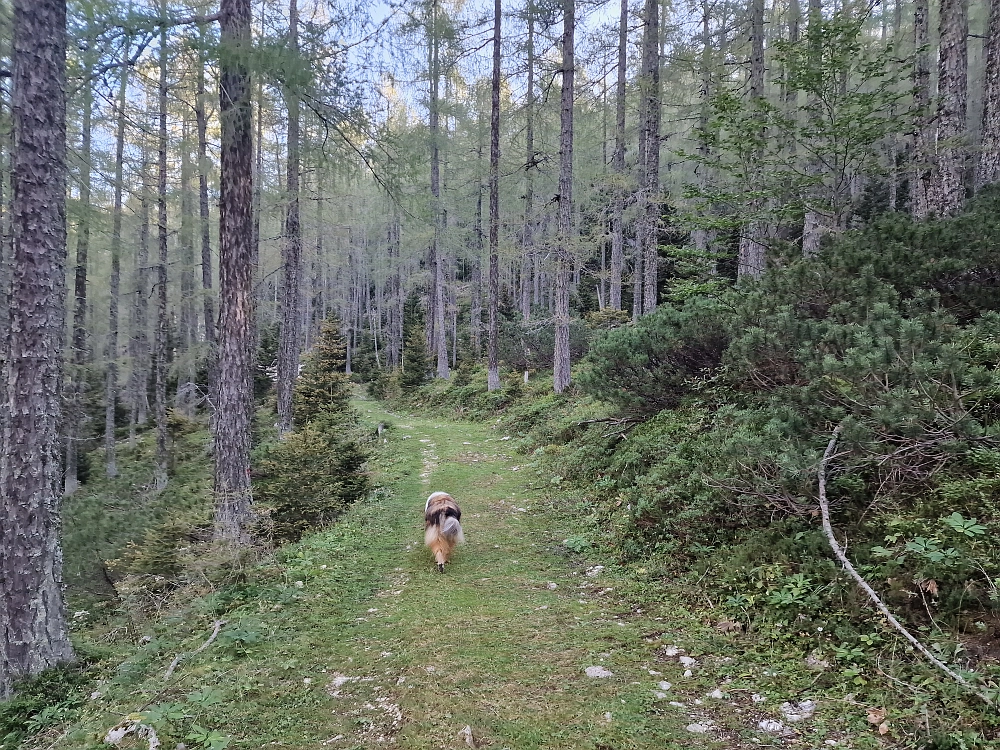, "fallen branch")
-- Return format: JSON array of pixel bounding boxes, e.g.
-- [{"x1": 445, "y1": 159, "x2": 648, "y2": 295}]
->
[
  {"x1": 817, "y1": 424, "x2": 994, "y2": 705},
  {"x1": 163, "y1": 619, "x2": 226, "y2": 680}
]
